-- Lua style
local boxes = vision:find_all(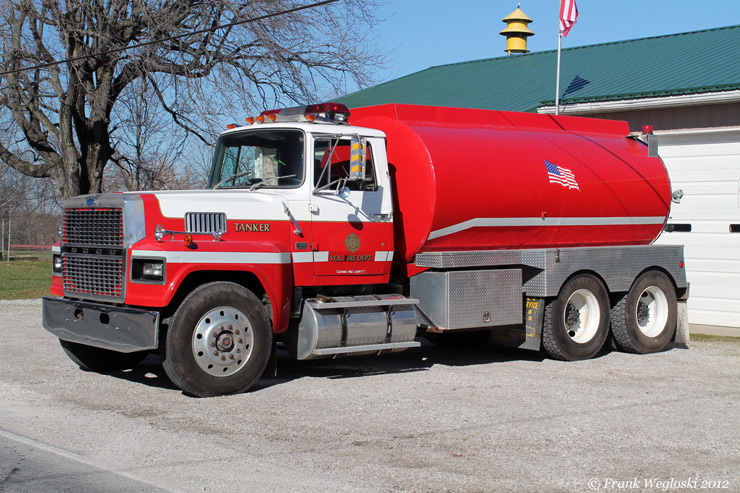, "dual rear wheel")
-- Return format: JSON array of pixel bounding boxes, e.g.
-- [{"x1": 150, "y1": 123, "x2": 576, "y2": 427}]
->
[{"x1": 542, "y1": 271, "x2": 677, "y2": 361}]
